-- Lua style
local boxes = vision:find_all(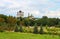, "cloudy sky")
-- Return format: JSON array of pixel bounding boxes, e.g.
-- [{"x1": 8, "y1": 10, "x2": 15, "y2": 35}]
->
[{"x1": 0, "y1": 0, "x2": 60, "y2": 18}]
